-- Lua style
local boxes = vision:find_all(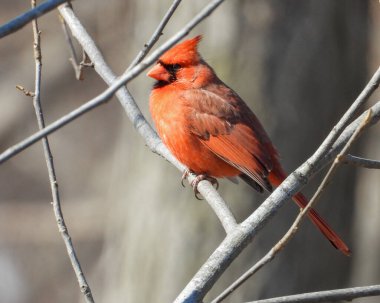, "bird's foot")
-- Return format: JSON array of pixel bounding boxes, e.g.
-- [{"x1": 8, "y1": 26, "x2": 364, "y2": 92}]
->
[
  {"x1": 191, "y1": 174, "x2": 219, "y2": 200},
  {"x1": 181, "y1": 170, "x2": 219, "y2": 199}
]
